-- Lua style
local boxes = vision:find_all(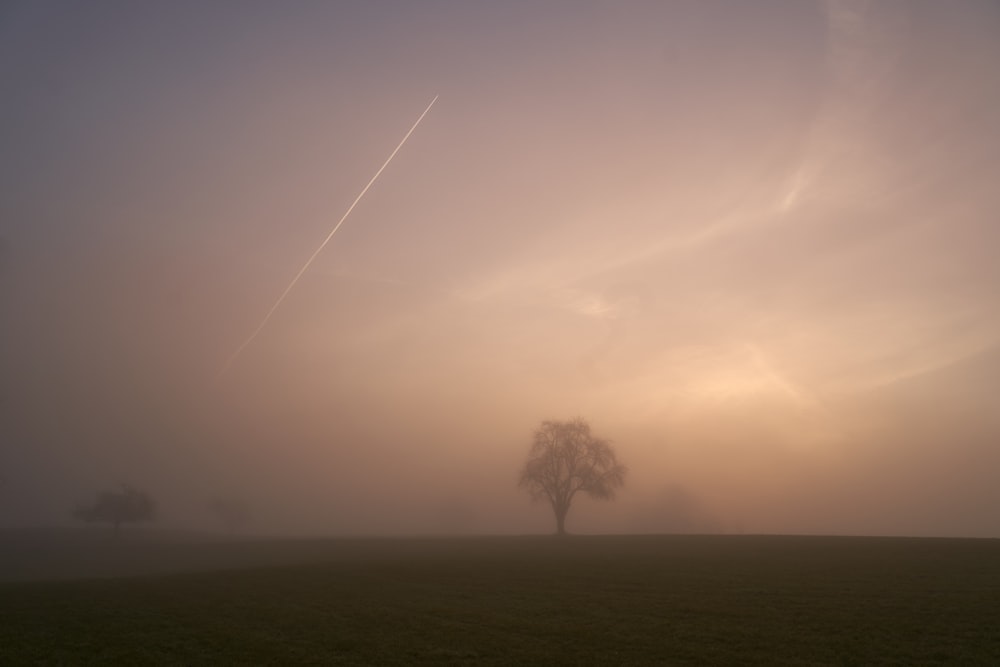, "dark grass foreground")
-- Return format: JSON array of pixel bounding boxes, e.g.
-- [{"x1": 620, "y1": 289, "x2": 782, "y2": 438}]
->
[{"x1": 2, "y1": 535, "x2": 999, "y2": 665}]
